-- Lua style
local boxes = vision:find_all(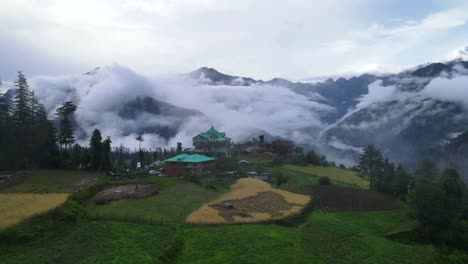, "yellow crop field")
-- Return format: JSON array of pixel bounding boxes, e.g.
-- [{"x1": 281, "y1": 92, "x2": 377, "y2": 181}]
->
[
  {"x1": 0, "y1": 193, "x2": 69, "y2": 229},
  {"x1": 186, "y1": 178, "x2": 310, "y2": 224},
  {"x1": 283, "y1": 164, "x2": 369, "y2": 189}
]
